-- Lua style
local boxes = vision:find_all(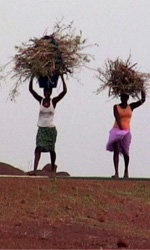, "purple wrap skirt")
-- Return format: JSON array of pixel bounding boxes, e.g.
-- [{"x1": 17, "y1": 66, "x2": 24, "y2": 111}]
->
[{"x1": 106, "y1": 128, "x2": 132, "y2": 155}]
